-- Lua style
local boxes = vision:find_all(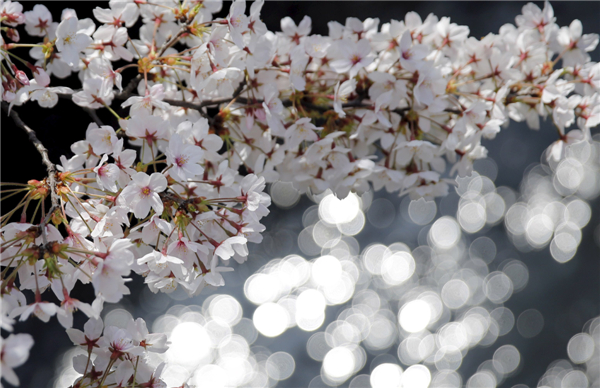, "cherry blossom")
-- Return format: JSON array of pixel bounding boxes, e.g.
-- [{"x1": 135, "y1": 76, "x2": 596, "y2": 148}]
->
[
  {"x1": 0, "y1": 2, "x2": 599, "y2": 385},
  {"x1": 55, "y1": 16, "x2": 93, "y2": 66},
  {"x1": 0, "y1": 333, "x2": 34, "y2": 386},
  {"x1": 119, "y1": 172, "x2": 167, "y2": 219}
]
